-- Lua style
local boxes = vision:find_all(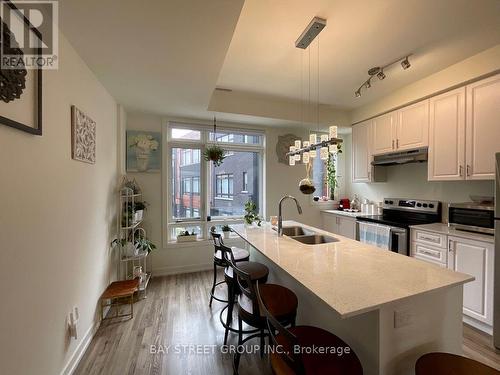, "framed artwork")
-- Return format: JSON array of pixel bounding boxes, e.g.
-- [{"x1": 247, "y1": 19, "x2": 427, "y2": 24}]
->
[
  {"x1": 0, "y1": 0, "x2": 43, "y2": 135},
  {"x1": 126, "y1": 130, "x2": 161, "y2": 172},
  {"x1": 71, "y1": 105, "x2": 96, "y2": 164}
]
